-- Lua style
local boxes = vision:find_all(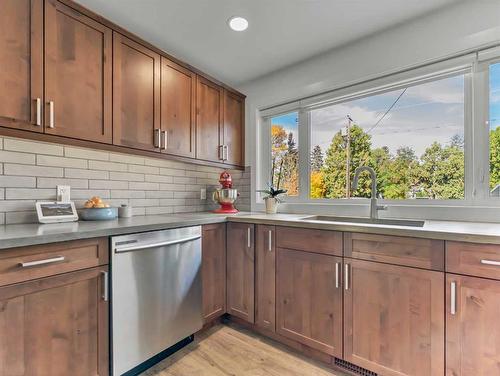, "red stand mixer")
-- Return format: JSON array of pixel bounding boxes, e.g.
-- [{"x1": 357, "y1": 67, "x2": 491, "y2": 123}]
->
[{"x1": 212, "y1": 171, "x2": 239, "y2": 213}]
